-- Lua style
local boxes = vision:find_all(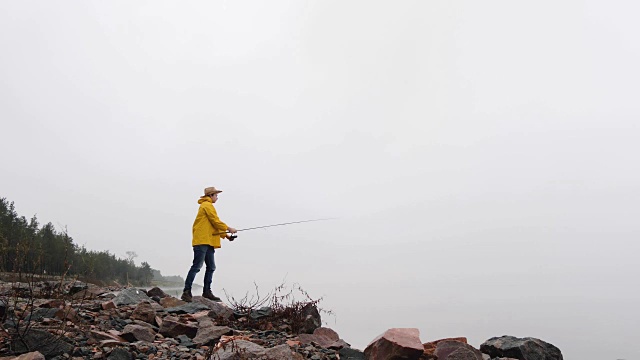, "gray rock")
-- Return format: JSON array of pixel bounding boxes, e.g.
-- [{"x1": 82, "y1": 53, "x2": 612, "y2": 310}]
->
[
  {"x1": 192, "y1": 296, "x2": 234, "y2": 320},
  {"x1": 250, "y1": 306, "x2": 273, "y2": 320},
  {"x1": 68, "y1": 282, "x2": 88, "y2": 295},
  {"x1": 112, "y1": 288, "x2": 152, "y2": 306},
  {"x1": 107, "y1": 347, "x2": 133, "y2": 360},
  {"x1": 339, "y1": 348, "x2": 365, "y2": 360},
  {"x1": 165, "y1": 302, "x2": 211, "y2": 314},
  {"x1": 480, "y1": 336, "x2": 563, "y2": 360},
  {"x1": 176, "y1": 334, "x2": 195, "y2": 348},
  {"x1": 12, "y1": 329, "x2": 74, "y2": 357},
  {"x1": 264, "y1": 344, "x2": 303, "y2": 359},
  {"x1": 24, "y1": 308, "x2": 58, "y2": 322},
  {"x1": 300, "y1": 303, "x2": 321, "y2": 334},
  {"x1": 192, "y1": 318, "x2": 233, "y2": 345}
]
